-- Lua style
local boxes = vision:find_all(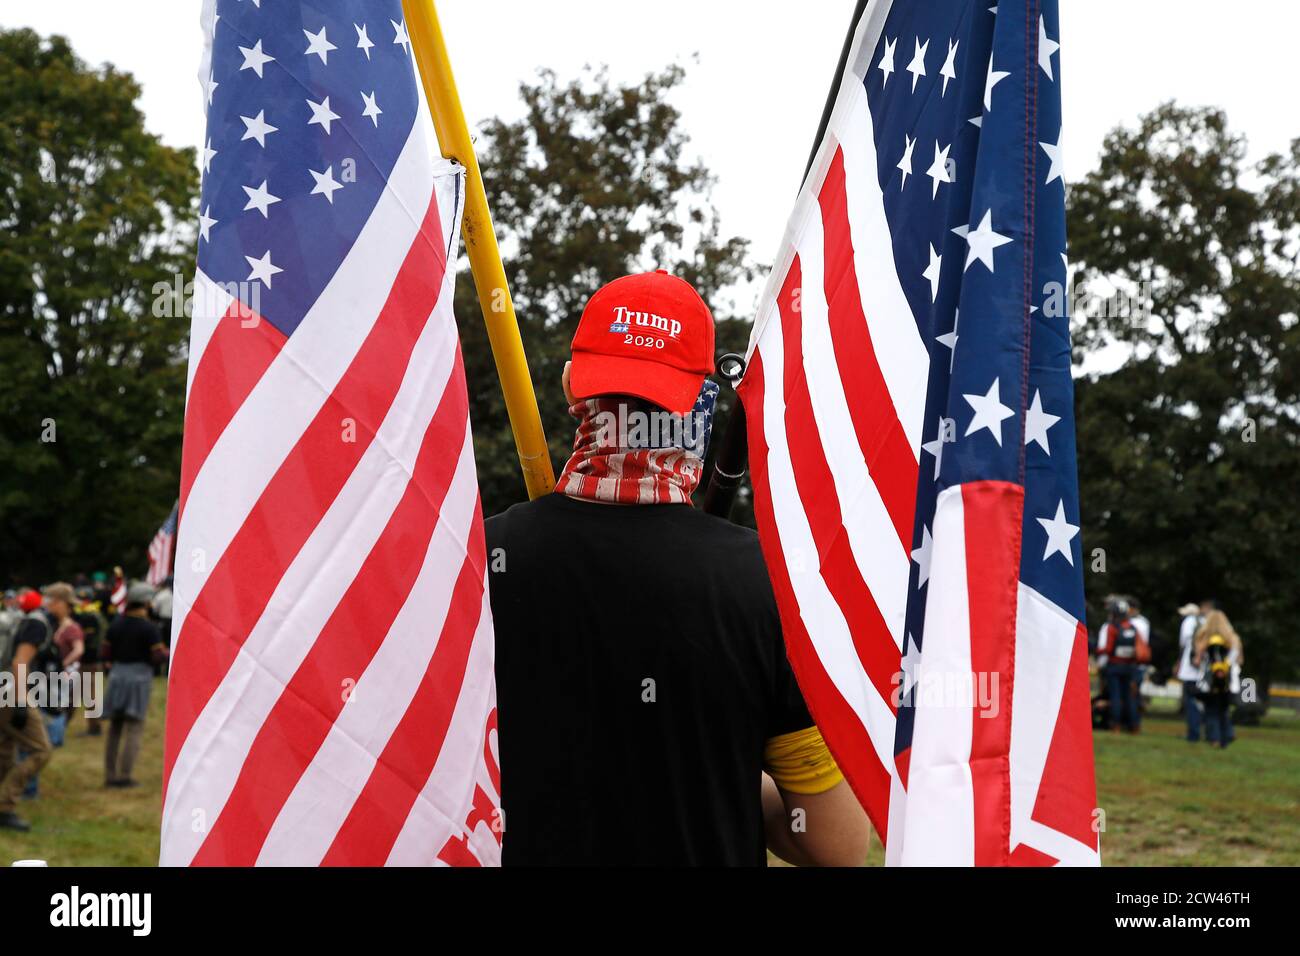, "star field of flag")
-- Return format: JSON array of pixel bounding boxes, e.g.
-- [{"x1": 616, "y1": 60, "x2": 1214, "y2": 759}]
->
[
  {"x1": 862, "y1": 1, "x2": 1082, "y2": 660},
  {"x1": 854, "y1": 1, "x2": 1083, "y2": 758},
  {"x1": 198, "y1": 0, "x2": 420, "y2": 337}
]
